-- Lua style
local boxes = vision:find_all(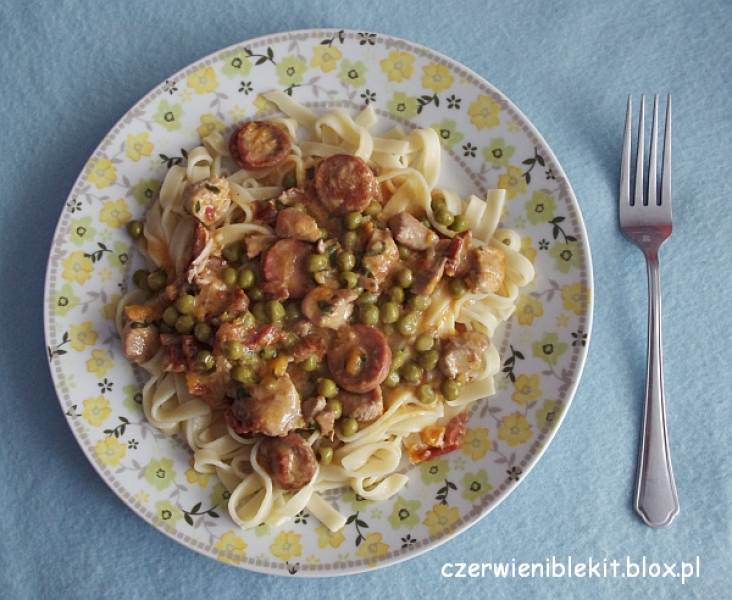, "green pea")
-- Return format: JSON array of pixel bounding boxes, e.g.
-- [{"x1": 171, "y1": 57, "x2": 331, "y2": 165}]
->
[
  {"x1": 383, "y1": 323, "x2": 396, "y2": 337},
  {"x1": 366, "y1": 240, "x2": 384, "y2": 256},
  {"x1": 318, "y1": 377, "x2": 339, "y2": 399},
  {"x1": 415, "y1": 333, "x2": 434, "y2": 352},
  {"x1": 307, "y1": 254, "x2": 328, "y2": 273},
  {"x1": 360, "y1": 304, "x2": 379, "y2": 326},
  {"x1": 337, "y1": 271, "x2": 355, "y2": 290},
  {"x1": 224, "y1": 341, "x2": 244, "y2": 361},
  {"x1": 401, "y1": 362, "x2": 423, "y2": 384},
  {"x1": 260, "y1": 347, "x2": 278, "y2": 360},
  {"x1": 431, "y1": 196, "x2": 447, "y2": 213},
  {"x1": 252, "y1": 302, "x2": 267, "y2": 323},
  {"x1": 126, "y1": 220, "x2": 143, "y2": 239},
  {"x1": 239, "y1": 311, "x2": 256, "y2": 329},
  {"x1": 417, "y1": 384, "x2": 436, "y2": 404},
  {"x1": 390, "y1": 287, "x2": 405, "y2": 304},
  {"x1": 450, "y1": 214, "x2": 468, "y2": 232},
  {"x1": 380, "y1": 302, "x2": 399, "y2": 324},
  {"x1": 397, "y1": 268, "x2": 413, "y2": 288},
  {"x1": 342, "y1": 230, "x2": 359, "y2": 250},
  {"x1": 221, "y1": 267, "x2": 238, "y2": 287},
  {"x1": 364, "y1": 201, "x2": 382, "y2": 217},
  {"x1": 435, "y1": 208, "x2": 454, "y2": 227},
  {"x1": 337, "y1": 251, "x2": 356, "y2": 272},
  {"x1": 344, "y1": 211, "x2": 363, "y2": 231},
  {"x1": 237, "y1": 268, "x2": 255, "y2": 289},
  {"x1": 281, "y1": 332, "x2": 299, "y2": 350},
  {"x1": 398, "y1": 245, "x2": 411, "y2": 260},
  {"x1": 222, "y1": 243, "x2": 242, "y2": 263},
  {"x1": 240, "y1": 350, "x2": 259, "y2": 365},
  {"x1": 248, "y1": 287, "x2": 263, "y2": 302},
  {"x1": 231, "y1": 364, "x2": 255, "y2": 384},
  {"x1": 397, "y1": 311, "x2": 419, "y2": 337},
  {"x1": 340, "y1": 417, "x2": 359, "y2": 437},
  {"x1": 132, "y1": 269, "x2": 149, "y2": 290},
  {"x1": 175, "y1": 293, "x2": 196, "y2": 315},
  {"x1": 441, "y1": 379, "x2": 462, "y2": 401},
  {"x1": 266, "y1": 300, "x2": 286, "y2": 323},
  {"x1": 357, "y1": 291, "x2": 378, "y2": 305},
  {"x1": 326, "y1": 398, "x2": 342, "y2": 420},
  {"x1": 285, "y1": 302, "x2": 301, "y2": 321},
  {"x1": 302, "y1": 354, "x2": 319, "y2": 372},
  {"x1": 195, "y1": 350, "x2": 215, "y2": 372},
  {"x1": 409, "y1": 294, "x2": 431, "y2": 311},
  {"x1": 418, "y1": 349, "x2": 440, "y2": 371},
  {"x1": 175, "y1": 315, "x2": 194, "y2": 334},
  {"x1": 384, "y1": 370, "x2": 400, "y2": 388},
  {"x1": 448, "y1": 278, "x2": 468, "y2": 298},
  {"x1": 391, "y1": 348, "x2": 411, "y2": 371},
  {"x1": 318, "y1": 446, "x2": 334, "y2": 464},
  {"x1": 162, "y1": 305, "x2": 179, "y2": 327},
  {"x1": 194, "y1": 322, "x2": 212, "y2": 343},
  {"x1": 147, "y1": 270, "x2": 167, "y2": 292}
]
